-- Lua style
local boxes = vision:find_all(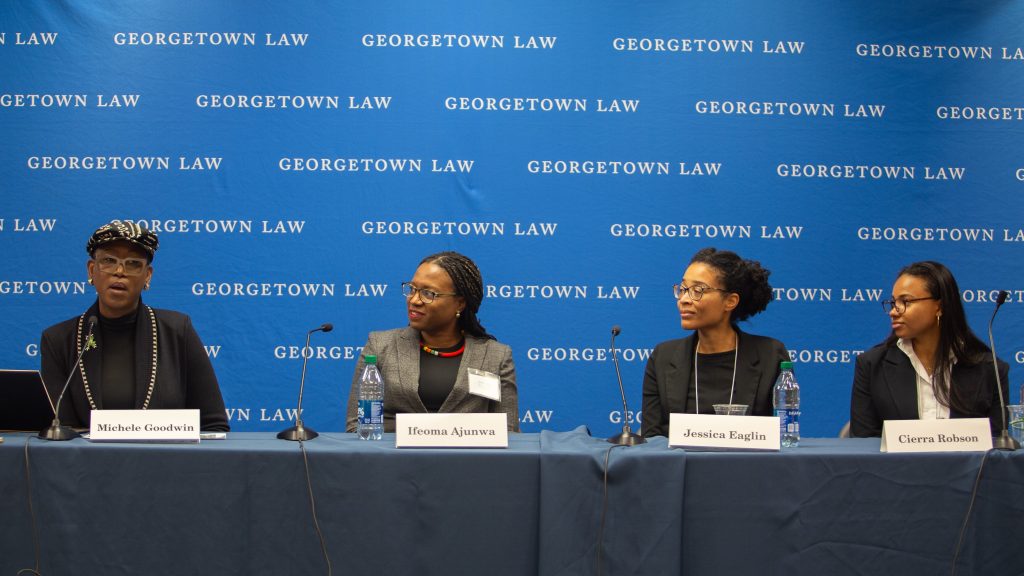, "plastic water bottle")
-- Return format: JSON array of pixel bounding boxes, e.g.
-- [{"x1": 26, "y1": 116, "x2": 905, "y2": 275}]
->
[
  {"x1": 357, "y1": 354, "x2": 384, "y2": 440},
  {"x1": 773, "y1": 361, "x2": 800, "y2": 447}
]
